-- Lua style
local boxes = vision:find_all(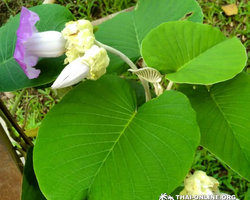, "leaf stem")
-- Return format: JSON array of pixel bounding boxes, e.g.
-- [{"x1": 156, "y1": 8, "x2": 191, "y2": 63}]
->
[
  {"x1": 95, "y1": 40, "x2": 151, "y2": 101},
  {"x1": 167, "y1": 81, "x2": 174, "y2": 90},
  {"x1": 11, "y1": 88, "x2": 27, "y2": 115},
  {"x1": 0, "y1": 109, "x2": 21, "y2": 143},
  {"x1": 95, "y1": 40, "x2": 137, "y2": 70},
  {"x1": 0, "y1": 99, "x2": 33, "y2": 146}
]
